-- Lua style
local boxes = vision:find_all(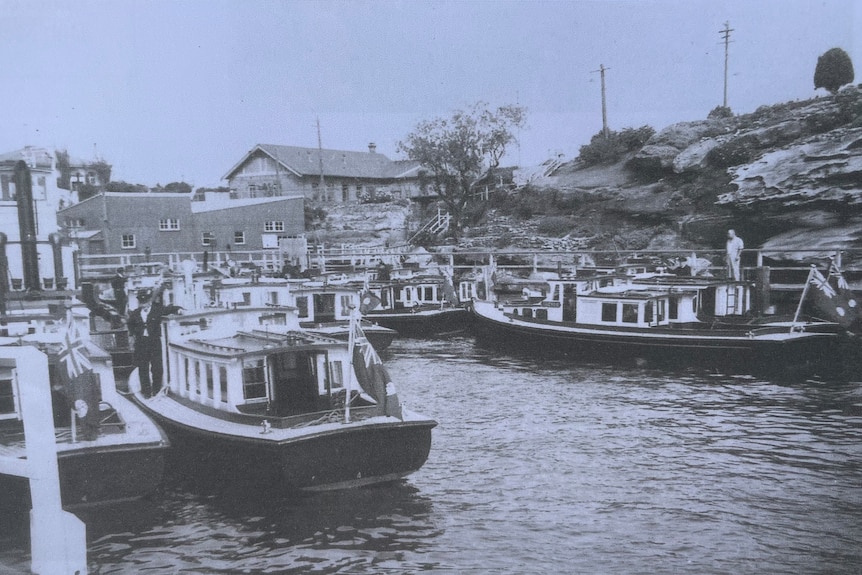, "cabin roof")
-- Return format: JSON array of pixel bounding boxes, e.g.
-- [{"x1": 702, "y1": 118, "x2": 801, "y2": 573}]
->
[{"x1": 173, "y1": 328, "x2": 341, "y2": 358}]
